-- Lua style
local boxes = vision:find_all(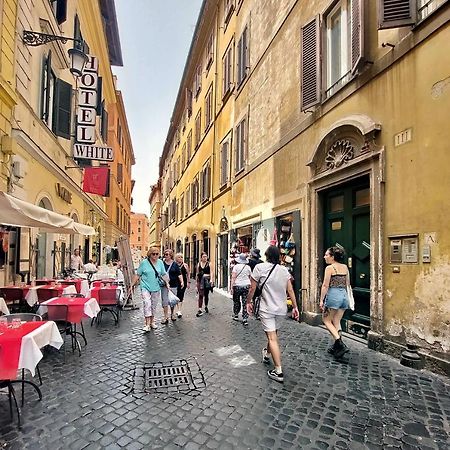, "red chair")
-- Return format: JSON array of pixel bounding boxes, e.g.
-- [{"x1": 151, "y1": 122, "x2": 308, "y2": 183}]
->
[
  {"x1": 95, "y1": 289, "x2": 120, "y2": 325},
  {"x1": 37, "y1": 288, "x2": 61, "y2": 303},
  {"x1": 0, "y1": 288, "x2": 25, "y2": 313},
  {"x1": 34, "y1": 280, "x2": 51, "y2": 286},
  {"x1": 92, "y1": 281, "x2": 103, "y2": 288}
]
